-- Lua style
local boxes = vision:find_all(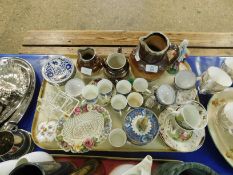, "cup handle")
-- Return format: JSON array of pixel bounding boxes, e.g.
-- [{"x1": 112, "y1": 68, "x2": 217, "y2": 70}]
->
[
  {"x1": 119, "y1": 110, "x2": 122, "y2": 116},
  {"x1": 127, "y1": 106, "x2": 132, "y2": 111}
]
